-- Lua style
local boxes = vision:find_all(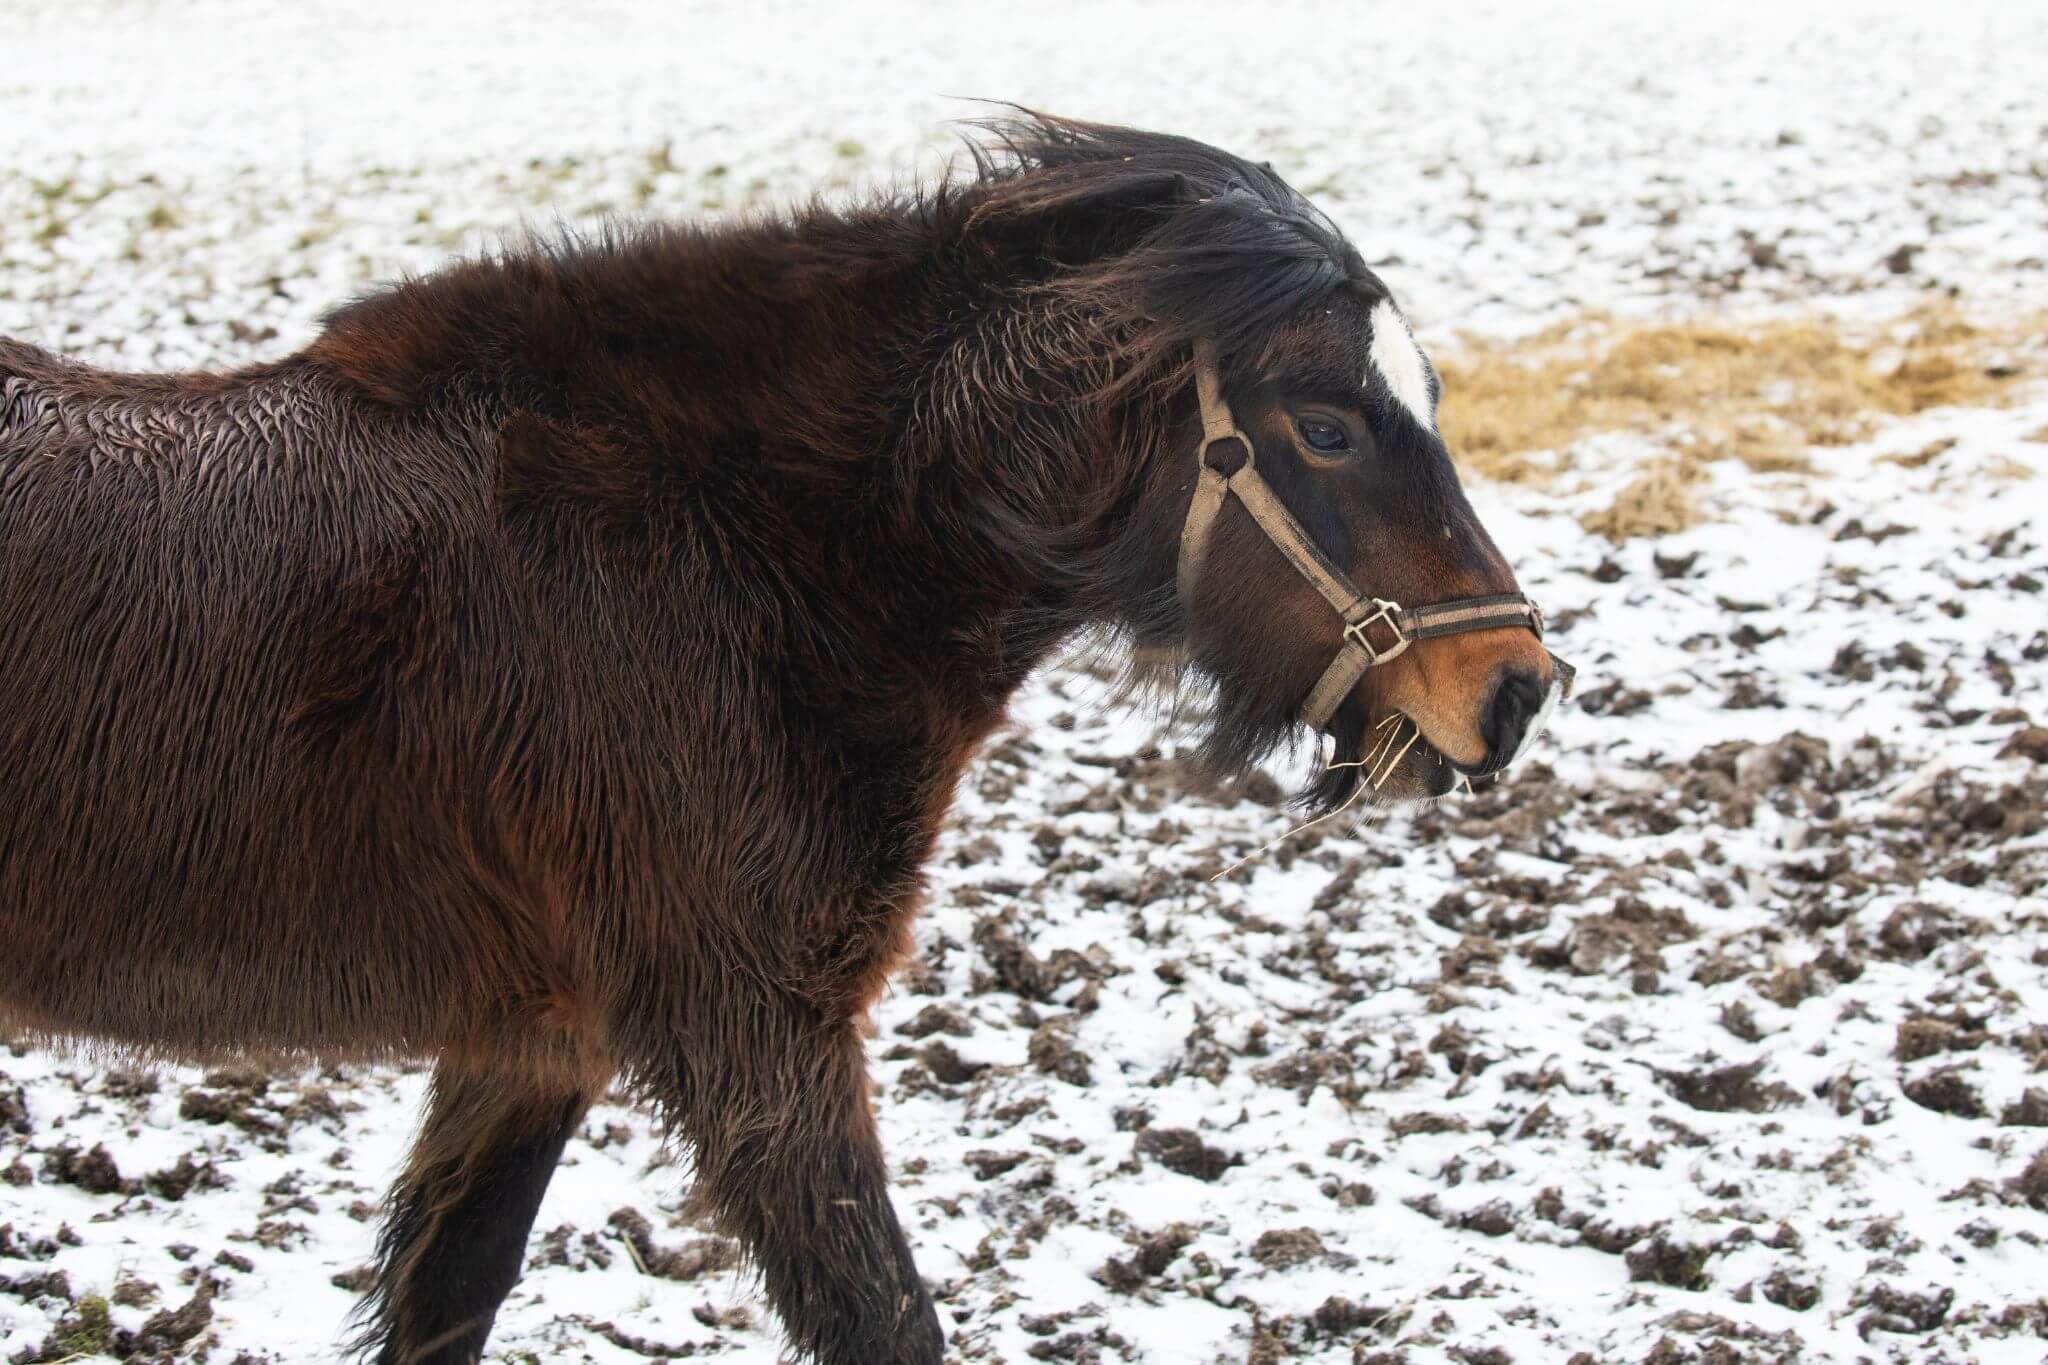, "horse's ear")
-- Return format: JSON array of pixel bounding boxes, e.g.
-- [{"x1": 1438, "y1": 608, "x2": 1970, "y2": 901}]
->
[{"x1": 967, "y1": 166, "x2": 1190, "y2": 263}]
